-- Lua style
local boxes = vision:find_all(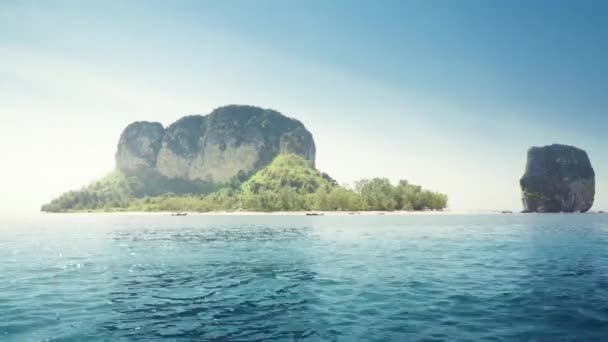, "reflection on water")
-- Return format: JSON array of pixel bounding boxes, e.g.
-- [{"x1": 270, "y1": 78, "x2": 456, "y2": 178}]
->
[{"x1": 1, "y1": 214, "x2": 608, "y2": 340}]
